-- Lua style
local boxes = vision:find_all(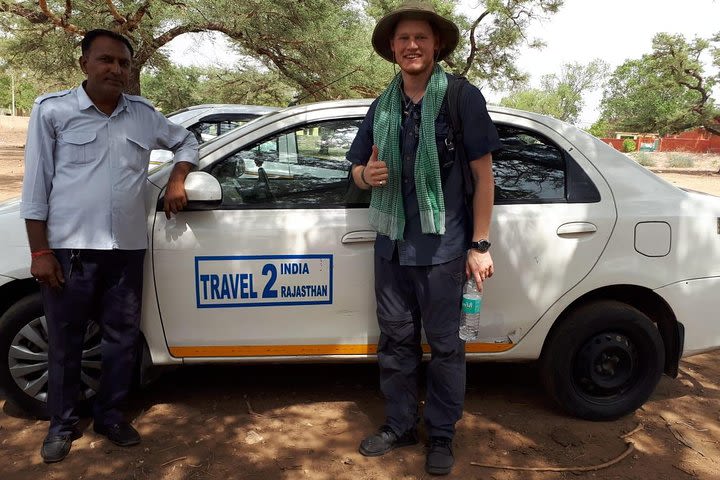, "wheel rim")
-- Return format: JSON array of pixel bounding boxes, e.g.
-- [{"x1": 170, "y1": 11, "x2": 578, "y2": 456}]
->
[
  {"x1": 573, "y1": 331, "x2": 639, "y2": 402},
  {"x1": 8, "y1": 316, "x2": 102, "y2": 404}
]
